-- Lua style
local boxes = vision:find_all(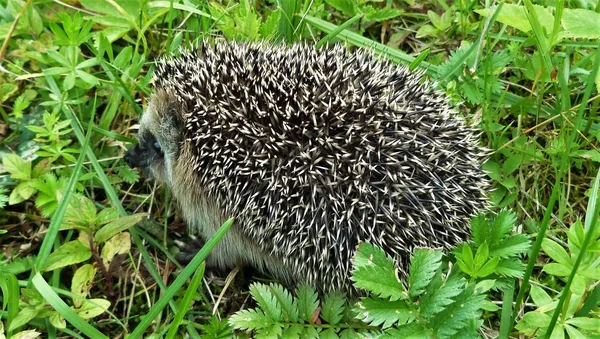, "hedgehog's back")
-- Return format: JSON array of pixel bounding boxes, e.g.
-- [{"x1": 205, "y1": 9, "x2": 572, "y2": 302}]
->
[{"x1": 154, "y1": 41, "x2": 490, "y2": 292}]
